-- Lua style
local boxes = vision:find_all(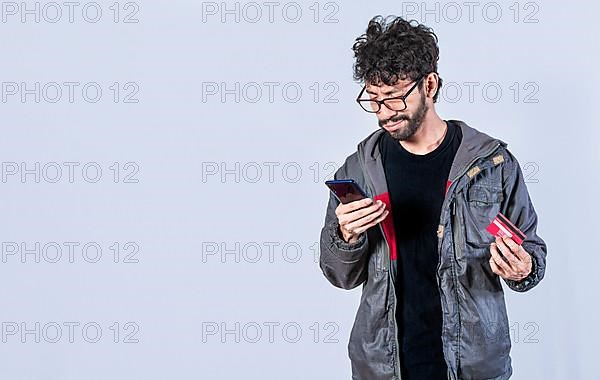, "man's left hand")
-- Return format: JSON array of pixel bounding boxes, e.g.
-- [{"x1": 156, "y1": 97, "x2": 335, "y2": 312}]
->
[{"x1": 489, "y1": 236, "x2": 532, "y2": 281}]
